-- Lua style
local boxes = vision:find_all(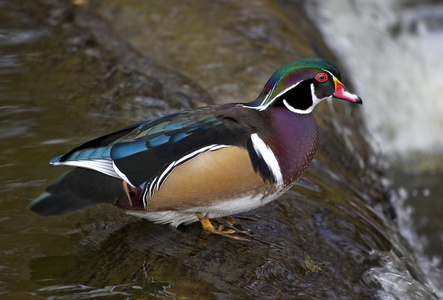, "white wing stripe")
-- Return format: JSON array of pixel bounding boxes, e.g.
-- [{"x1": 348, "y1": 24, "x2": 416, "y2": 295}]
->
[
  {"x1": 112, "y1": 161, "x2": 135, "y2": 187},
  {"x1": 51, "y1": 159, "x2": 120, "y2": 179},
  {"x1": 146, "y1": 144, "x2": 230, "y2": 199}
]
